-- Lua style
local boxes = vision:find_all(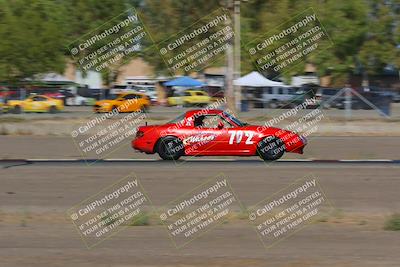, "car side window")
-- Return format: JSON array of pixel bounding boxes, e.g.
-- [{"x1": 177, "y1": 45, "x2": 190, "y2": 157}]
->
[
  {"x1": 202, "y1": 115, "x2": 219, "y2": 128},
  {"x1": 33, "y1": 96, "x2": 46, "y2": 101},
  {"x1": 123, "y1": 94, "x2": 139, "y2": 100},
  {"x1": 184, "y1": 92, "x2": 192, "y2": 96},
  {"x1": 197, "y1": 115, "x2": 233, "y2": 129},
  {"x1": 196, "y1": 92, "x2": 206, "y2": 96}
]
